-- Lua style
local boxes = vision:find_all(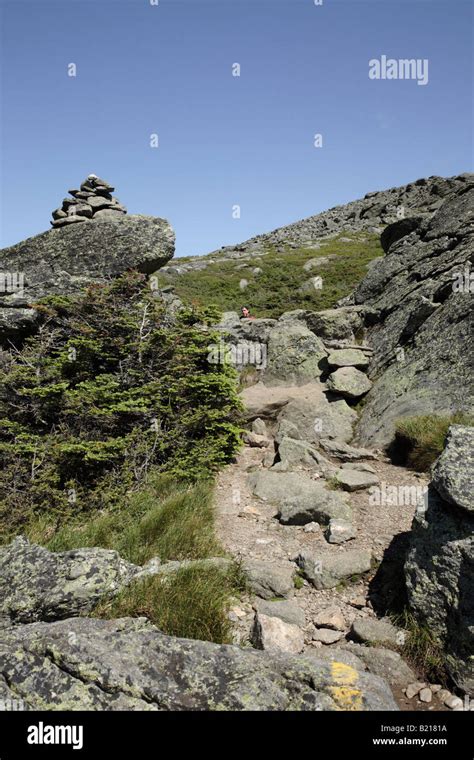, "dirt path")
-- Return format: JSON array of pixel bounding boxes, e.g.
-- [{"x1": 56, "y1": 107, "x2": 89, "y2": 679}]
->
[
  {"x1": 216, "y1": 445, "x2": 428, "y2": 637},
  {"x1": 214, "y1": 381, "x2": 452, "y2": 712}
]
